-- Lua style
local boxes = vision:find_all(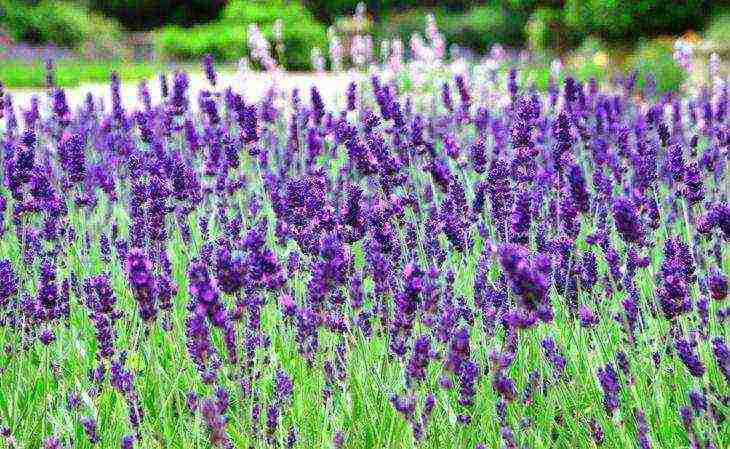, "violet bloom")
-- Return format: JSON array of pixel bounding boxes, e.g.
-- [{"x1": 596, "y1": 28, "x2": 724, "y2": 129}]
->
[
  {"x1": 0, "y1": 259, "x2": 18, "y2": 307},
  {"x1": 170, "y1": 70, "x2": 189, "y2": 114},
  {"x1": 470, "y1": 138, "x2": 487, "y2": 174},
  {"x1": 710, "y1": 337, "x2": 729, "y2": 383},
  {"x1": 541, "y1": 337, "x2": 566, "y2": 379},
  {"x1": 581, "y1": 251, "x2": 598, "y2": 290},
  {"x1": 346, "y1": 81, "x2": 356, "y2": 111},
  {"x1": 567, "y1": 163, "x2": 590, "y2": 213},
  {"x1": 406, "y1": 334, "x2": 434, "y2": 383},
  {"x1": 708, "y1": 271, "x2": 728, "y2": 301},
  {"x1": 657, "y1": 237, "x2": 694, "y2": 320},
  {"x1": 498, "y1": 244, "x2": 552, "y2": 324},
  {"x1": 202, "y1": 54, "x2": 217, "y2": 87},
  {"x1": 487, "y1": 160, "x2": 515, "y2": 234},
  {"x1": 681, "y1": 160, "x2": 704, "y2": 205},
  {"x1": 188, "y1": 261, "x2": 237, "y2": 365},
  {"x1": 79, "y1": 416, "x2": 100, "y2": 445},
  {"x1": 201, "y1": 397, "x2": 231, "y2": 448},
  {"x1": 635, "y1": 409, "x2": 653, "y2": 449},
  {"x1": 675, "y1": 337, "x2": 706, "y2": 377},
  {"x1": 43, "y1": 437, "x2": 61, "y2": 449},
  {"x1": 121, "y1": 435, "x2": 135, "y2": 449},
  {"x1": 578, "y1": 304, "x2": 600, "y2": 328},
  {"x1": 612, "y1": 196, "x2": 645, "y2": 245},
  {"x1": 458, "y1": 360, "x2": 479, "y2": 408},
  {"x1": 58, "y1": 133, "x2": 86, "y2": 184},
  {"x1": 597, "y1": 363, "x2": 621, "y2": 414},
  {"x1": 687, "y1": 389, "x2": 707, "y2": 415},
  {"x1": 510, "y1": 189, "x2": 531, "y2": 245},
  {"x1": 552, "y1": 111, "x2": 573, "y2": 173},
  {"x1": 125, "y1": 249, "x2": 157, "y2": 323}
]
